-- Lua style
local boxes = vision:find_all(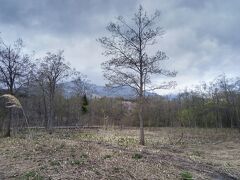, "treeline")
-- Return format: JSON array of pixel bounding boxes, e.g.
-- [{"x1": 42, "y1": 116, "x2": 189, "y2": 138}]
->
[
  {"x1": 20, "y1": 74, "x2": 240, "y2": 130},
  {"x1": 0, "y1": 38, "x2": 239, "y2": 136},
  {"x1": 88, "y1": 74, "x2": 240, "y2": 129},
  {"x1": 143, "y1": 74, "x2": 240, "y2": 129}
]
